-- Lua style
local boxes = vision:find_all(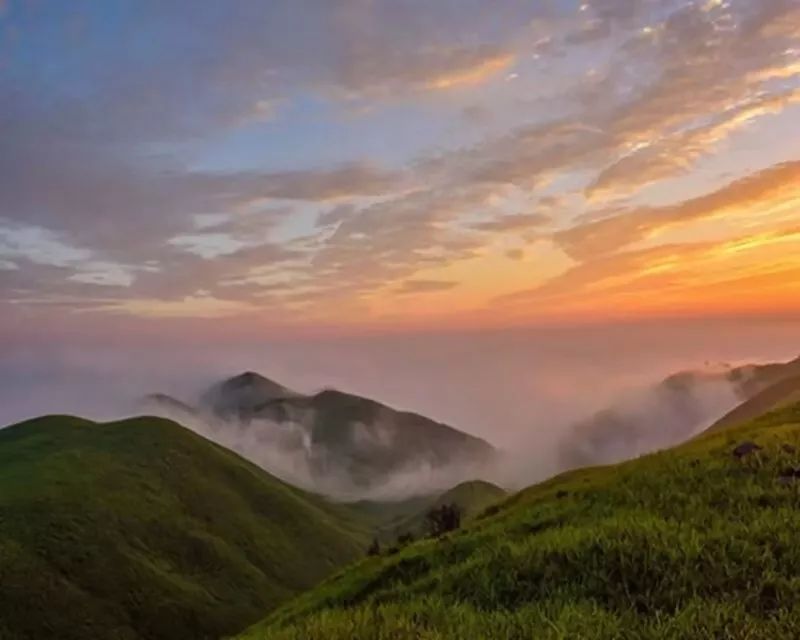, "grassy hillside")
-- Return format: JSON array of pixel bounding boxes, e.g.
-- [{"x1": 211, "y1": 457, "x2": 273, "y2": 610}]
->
[
  {"x1": 383, "y1": 480, "x2": 507, "y2": 541},
  {"x1": 707, "y1": 375, "x2": 800, "y2": 432},
  {"x1": 427, "y1": 480, "x2": 507, "y2": 519},
  {"x1": 0, "y1": 415, "x2": 367, "y2": 640},
  {"x1": 240, "y1": 402, "x2": 800, "y2": 639}
]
